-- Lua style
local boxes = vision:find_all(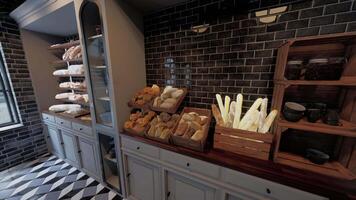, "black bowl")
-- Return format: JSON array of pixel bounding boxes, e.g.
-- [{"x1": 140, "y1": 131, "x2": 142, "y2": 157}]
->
[
  {"x1": 283, "y1": 102, "x2": 305, "y2": 122},
  {"x1": 284, "y1": 102, "x2": 306, "y2": 114},
  {"x1": 306, "y1": 108, "x2": 321, "y2": 123},
  {"x1": 283, "y1": 111, "x2": 303, "y2": 122},
  {"x1": 306, "y1": 148, "x2": 330, "y2": 165}
]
